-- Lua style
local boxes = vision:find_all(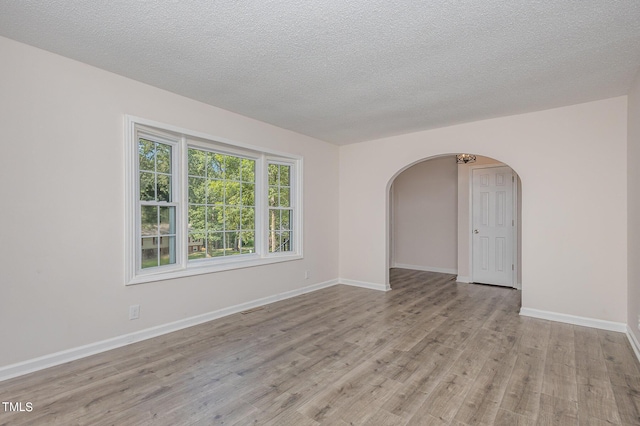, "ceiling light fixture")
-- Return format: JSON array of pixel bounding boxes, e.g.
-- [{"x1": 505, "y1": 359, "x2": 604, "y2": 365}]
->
[{"x1": 456, "y1": 154, "x2": 476, "y2": 164}]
